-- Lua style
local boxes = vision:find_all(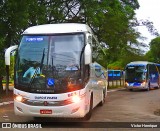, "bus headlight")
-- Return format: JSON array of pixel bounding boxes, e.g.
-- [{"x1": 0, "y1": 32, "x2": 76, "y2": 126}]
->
[
  {"x1": 141, "y1": 82, "x2": 146, "y2": 86},
  {"x1": 125, "y1": 82, "x2": 129, "y2": 86},
  {"x1": 15, "y1": 95, "x2": 23, "y2": 102},
  {"x1": 72, "y1": 95, "x2": 81, "y2": 103}
]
